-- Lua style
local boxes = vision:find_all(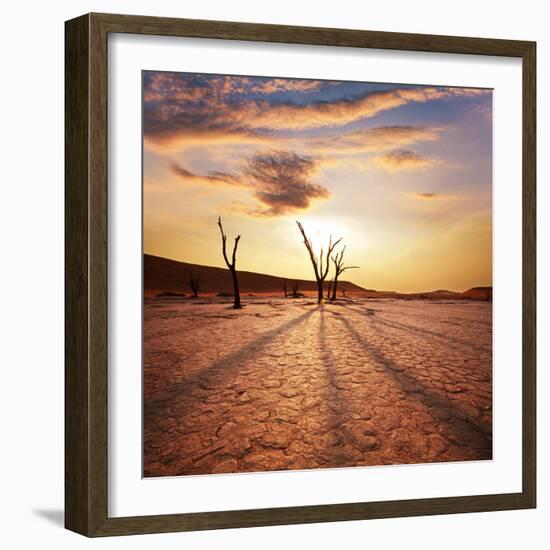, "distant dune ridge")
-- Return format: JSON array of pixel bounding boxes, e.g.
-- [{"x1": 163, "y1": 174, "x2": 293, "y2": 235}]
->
[
  {"x1": 144, "y1": 254, "x2": 492, "y2": 301},
  {"x1": 144, "y1": 254, "x2": 366, "y2": 297}
]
